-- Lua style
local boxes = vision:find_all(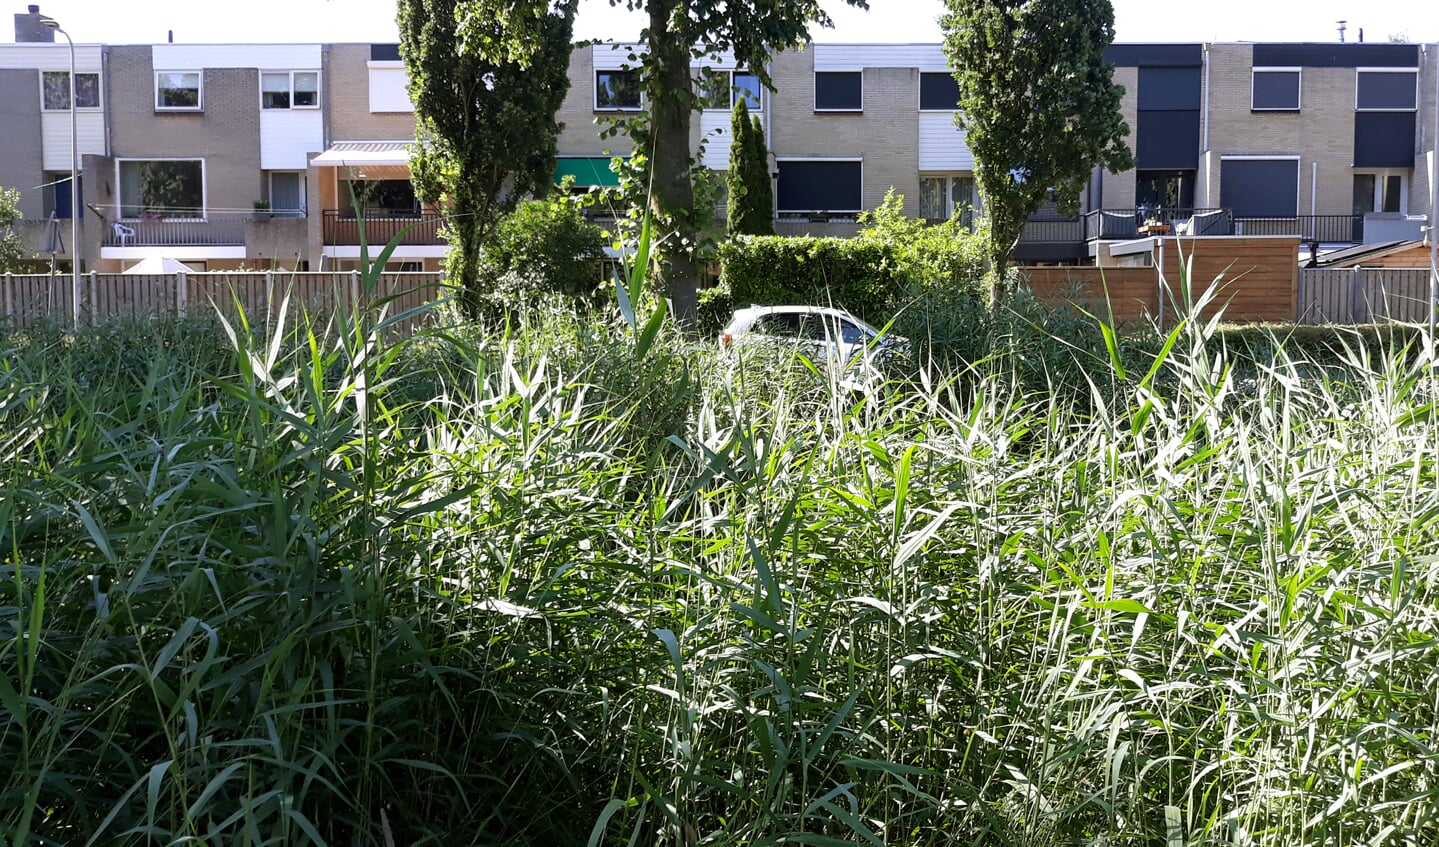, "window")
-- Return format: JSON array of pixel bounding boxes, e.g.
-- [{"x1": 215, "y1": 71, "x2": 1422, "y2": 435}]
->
[
  {"x1": 341, "y1": 179, "x2": 419, "y2": 216},
  {"x1": 919, "y1": 175, "x2": 980, "y2": 227},
  {"x1": 269, "y1": 172, "x2": 305, "y2": 215},
  {"x1": 118, "y1": 160, "x2": 204, "y2": 218},
  {"x1": 156, "y1": 71, "x2": 202, "y2": 110},
  {"x1": 814, "y1": 71, "x2": 862, "y2": 112},
  {"x1": 41, "y1": 71, "x2": 100, "y2": 110},
  {"x1": 1353, "y1": 172, "x2": 1405, "y2": 214},
  {"x1": 595, "y1": 69, "x2": 642, "y2": 110},
  {"x1": 918, "y1": 72, "x2": 960, "y2": 111},
  {"x1": 700, "y1": 69, "x2": 761, "y2": 110},
  {"x1": 1252, "y1": 69, "x2": 1300, "y2": 111},
  {"x1": 262, "y1": 71, "x2": 319, "y2": 109},
  {"x1": 775, "y1": 159, "x2": 862, "y2": 215},
  {"x1": 42, "y1": 171, "x2": 81, "y2": 219},
  {"x1": 1357, "y1": 70, "x2": 1417, "y2": 110}
]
